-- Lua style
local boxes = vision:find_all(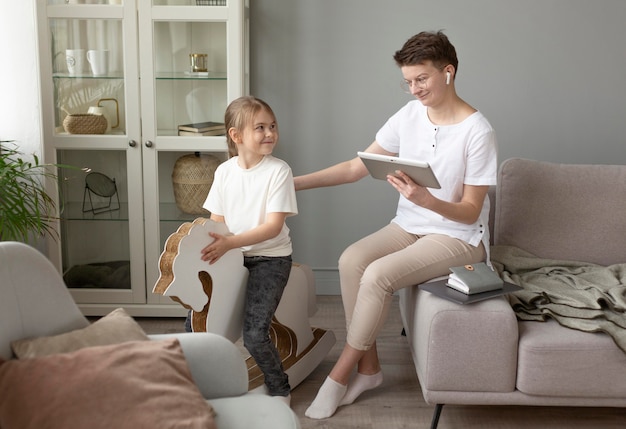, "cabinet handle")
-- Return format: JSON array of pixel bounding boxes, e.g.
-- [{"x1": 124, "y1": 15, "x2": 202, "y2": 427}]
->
[
  {"x1": 145, "y1": 140, "x2": 153, "y2": 148},
  {"x1": 128, "y1": 140, "x2": 137, "y2": 147}
]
